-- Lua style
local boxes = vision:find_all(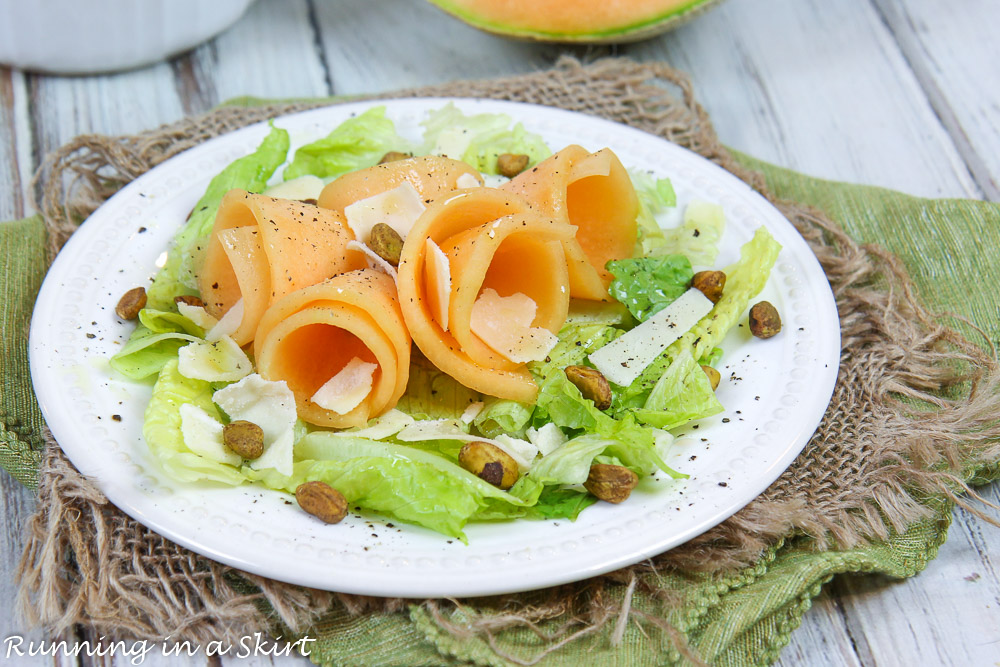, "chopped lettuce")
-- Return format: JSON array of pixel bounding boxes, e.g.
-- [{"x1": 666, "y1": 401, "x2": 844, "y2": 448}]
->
[
  {"x1": 143, "y1": 360, "x2": 247, "y2": 485},
  {"x1": 473, "y1": 397, "x2": 533, "y2": 439},
  {"x1": 420, "y1": 103, "x2": 550, "y2": 174},
  {"x1": 631, "y1": 167, "x2": 725, "y2": 267},
  {"x1": 529, "y1": 322, "x2": 621, "y2": 382},
  {"x1": 273, "y1": 433, "x2": 528, "y2": 540},
  {"x1": 147, "y1": 125, "x2": 290, "y2": 310},
  {"x1": 606, "y1": 254, "x2": 694, "y2": 322},
  {"x1": 656, "y1": 201, "x2": 726, "y2": 267},
  {"x1": 565, "y1": 299, "x2": 635, "y2": 327},
  {"x1": 394, "y1": 362, "x2": 482, "y2": 420},
  {"x1": 533, "y1": 371, "x2": 684, "y2": 479},
  {"x1": 284, "y1": 106, "x2": 411, "y2": 181},
  {"x1": 613, "y1": 226, "x2": 781, "y2": 411},
  {"x1": 631, "y1": 348, "x2": 724, "y2": 430},
  {"x1": 631, "y1": 170, "x2": 676, "y2": 255},
  {"x1": 109, "y1": 308, "x2": 204, "y2": 380}
]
